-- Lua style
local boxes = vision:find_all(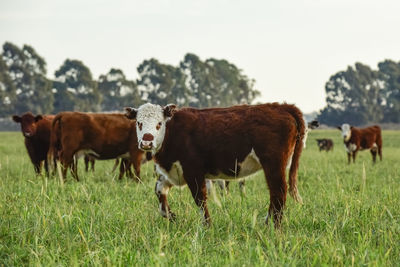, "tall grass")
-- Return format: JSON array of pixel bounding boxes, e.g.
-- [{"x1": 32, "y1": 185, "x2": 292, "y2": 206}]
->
[{"x1": 0, "y1": 130, "x2": 399, "y2": 266}]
